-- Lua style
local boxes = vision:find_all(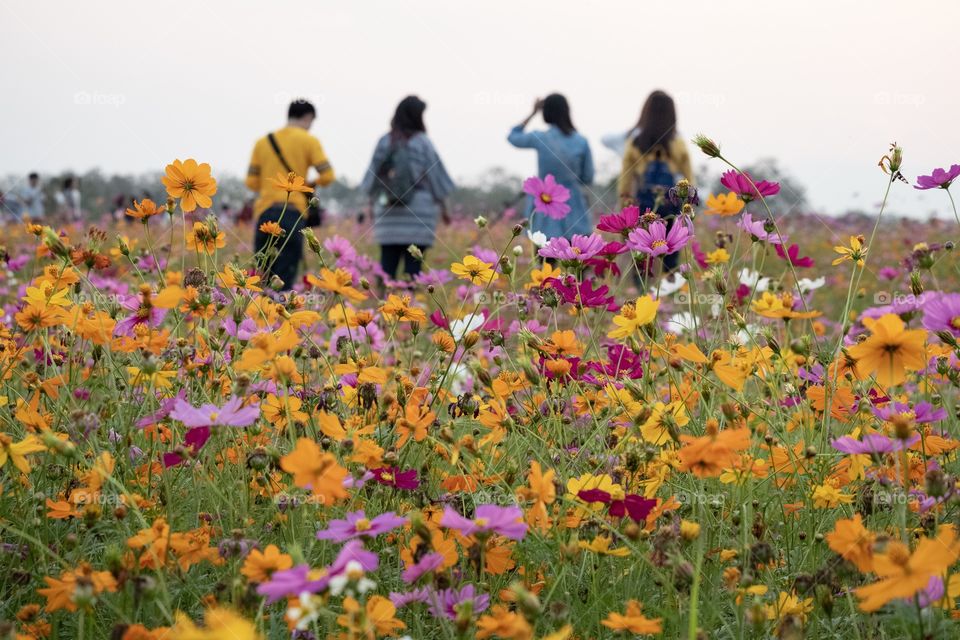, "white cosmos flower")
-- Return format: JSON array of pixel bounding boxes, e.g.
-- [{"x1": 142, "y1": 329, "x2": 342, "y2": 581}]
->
[
  {"x1": 527, "y1": 229, "x2": 547, "y2": 248},
  {"x1": 733, "y1": 324, "x2": 761, "y2": 346},
  {"x1": 450, "y1": 313, "x2": 484, "y2": 340},
  {"x1": 650, "y1": 272, "x2": 687, "y2": 298},
  {"x1": 738, "y1": 268, "x2": 770, "y2": 292},
  {"x1": 664, "y1": 312, "x2": 698, "y2": 335},
  {"x1": 796, "y1": 277, "x2": 826, "y2": 294}
]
